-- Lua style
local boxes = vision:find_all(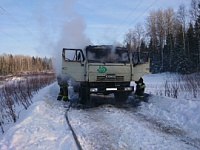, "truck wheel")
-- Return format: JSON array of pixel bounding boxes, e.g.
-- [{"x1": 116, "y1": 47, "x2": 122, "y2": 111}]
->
[
  {"x1": 79, "y1": 86, "x2": 86, "y2": 104},
  {"x1": 79, "y1": 86, "x2": 90, "y2": 105},
  {"x1": 114, "y1": 92, "x2": 130, "y2": 102}
]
